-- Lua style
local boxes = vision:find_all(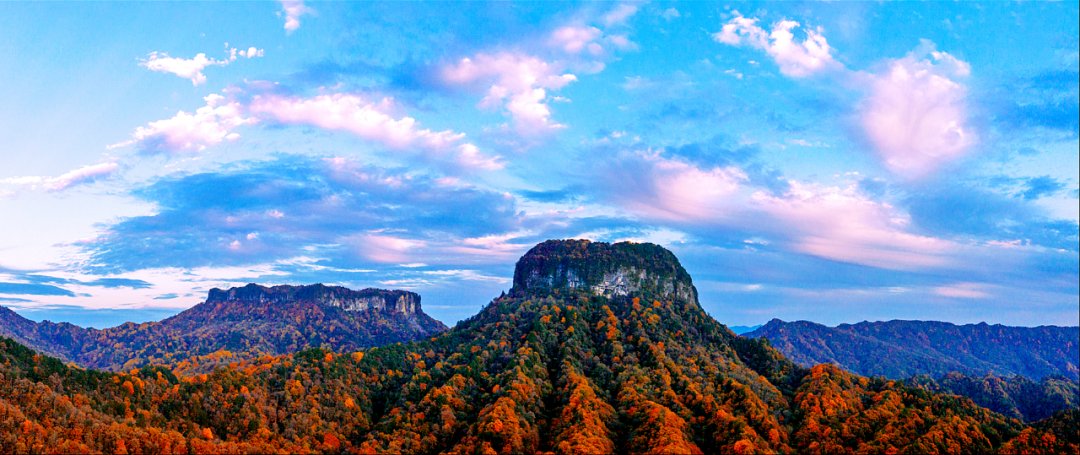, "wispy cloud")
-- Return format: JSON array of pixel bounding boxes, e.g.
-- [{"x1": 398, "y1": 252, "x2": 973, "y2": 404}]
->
[
  {"x1": 81, "y1": 155, "x2": 519, "y2": 272},
  {"x1": 1, "y1": 161, "x2": 120, "y2": 192},
  {"x1": 249, "y1": 93, "x2": 502, "y2": 170},
  {"x1": 140, "y1": 45, "x2": 264, "y2": 85}
]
